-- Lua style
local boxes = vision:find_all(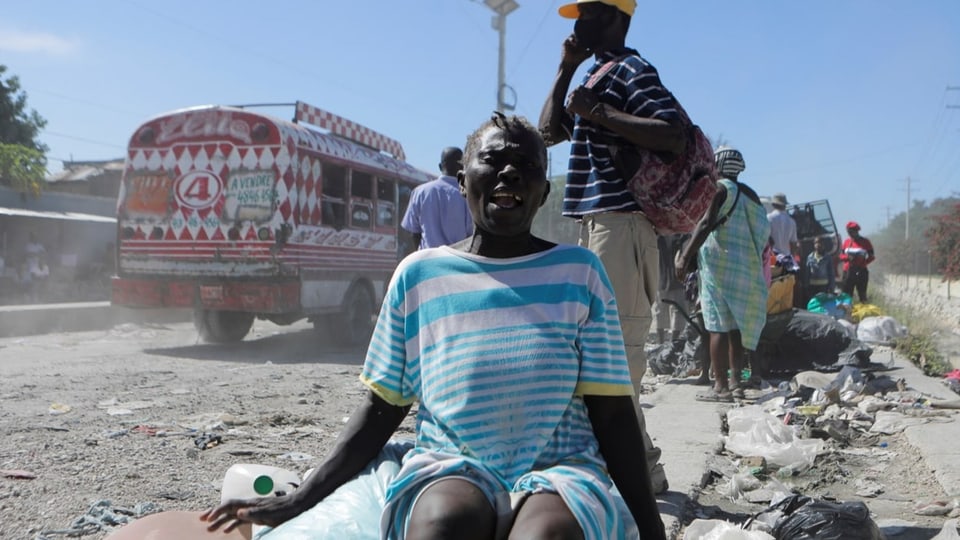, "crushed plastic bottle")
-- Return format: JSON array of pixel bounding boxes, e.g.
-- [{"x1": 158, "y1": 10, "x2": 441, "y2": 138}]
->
[{"x1": 776, "y1": 465, "x2": 795, "y2": 478}]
